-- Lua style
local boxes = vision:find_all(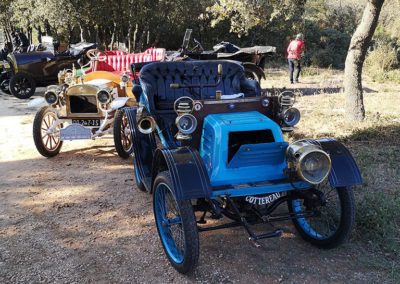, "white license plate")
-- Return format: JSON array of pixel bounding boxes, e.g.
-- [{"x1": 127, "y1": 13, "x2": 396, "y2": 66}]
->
[
  {"x1": 60, "y1": 124, "x2": 92, "y2": 140},
  {"x1": 72, "y1": 119, "x2": 100, "y2": 127}
]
